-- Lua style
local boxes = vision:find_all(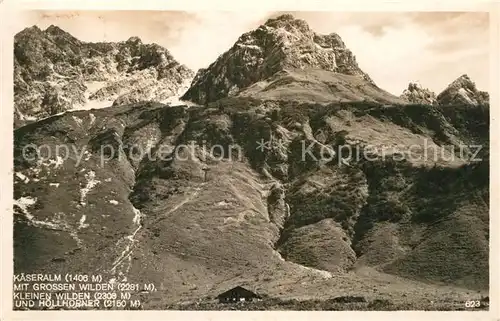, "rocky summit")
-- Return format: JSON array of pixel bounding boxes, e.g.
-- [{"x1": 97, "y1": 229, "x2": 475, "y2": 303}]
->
[
  {"x1": 182, "y1": 14, "x2": 380, "y2": 105},
  {"x1": 400, "y1": 82, "x2": 438, "y2": 105},
  {"x1": 437, "y1": 74, "x2": 489, "y2": 106},
  {"x1": 14, "y1": 25, "x2": 194, "y2": 128},
  {"x1": 12, "y1": 15, "x2": 490, "y2": 311}
]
